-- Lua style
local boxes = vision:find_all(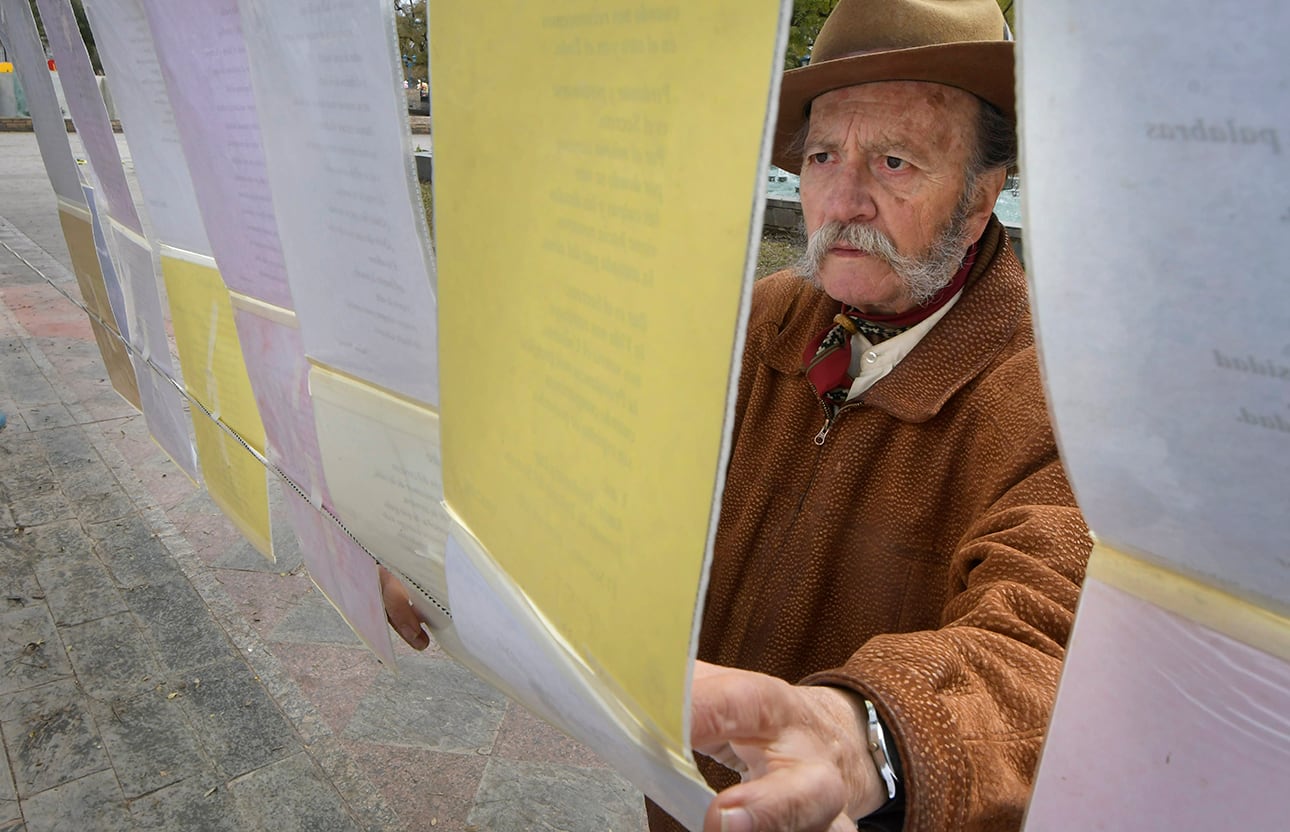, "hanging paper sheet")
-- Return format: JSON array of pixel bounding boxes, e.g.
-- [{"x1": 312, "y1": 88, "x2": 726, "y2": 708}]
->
[
  {"x1": 433, "y1": 0, "x2": 788, "y2": 762},
  {"x1": 0, "y1": 0, "x2": 82, "y2": 204},
  {"x1": 237, "y1": 0, "x2": 439, "y2": 405},
  {"x1": 1021, "y1": 0, "x2": 1290, "y2": 607},
  {"x1": 81, "y1": 0, "x2": 210, "y2": 256},
  {"x1": 160, "y1": 248, "x2": 272, "y2": 558},
  {"x1": 34, "y1": 0, "x2": 144, "y2": 236},
  {"x1": 223, "y1": 298, "x2": 322, "y2": 491},
  {"x1": 0, "y1": 0, "x2": 139, "y2": 409},
  {"x1": 138, "y1": 0, "x2": 290, "y2": 307},
  {"x1": 136, "y1": 0, "x2": 392, "y2": 656},
  {"x1": 1025, "y1": 550, "x2": 1290, "y2": 830},
  {"x1": 231, "y1": 296, "x2": 394, "y2": 662},
  {"x1": 79, "y1": 180, "x2": 129, "y2": 345},
  {"x1": 55, "y1": 200, "x2": 140, "y2": 408},
  {"x1": 281, "y1": 486, "x2": 395, "y2": 664},
  {"x1": 1021, "y1": 4, "x2": 1290, "y2": 829},
  {"x1": 107, "y1": 222, "x2": 200, "y2": 481},
  {"x1": 309, "y1": 364, "x2": 450, "y2": 617},
  {"x1": 445, "y1": 531, "x2": 713, "y2": 827}
]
